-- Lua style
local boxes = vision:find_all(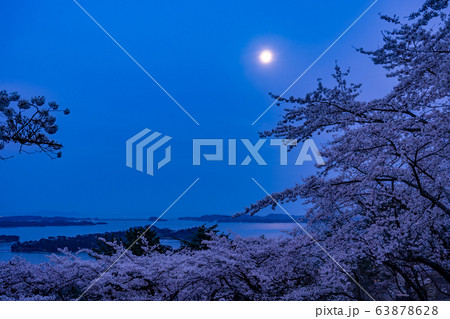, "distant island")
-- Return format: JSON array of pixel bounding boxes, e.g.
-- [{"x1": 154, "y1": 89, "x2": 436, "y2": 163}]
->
[
  {"x1": 0, "y1": 235, "x2": 20, "y2": 243},
  {"x1": 4, "y1": 214, "x2": 307, "y2": 252},
  {"x1": 178, "y1": 213, "x2": 307, "y2": 223},
  {"x1": 11, "y1": 226, "x2": 196, "y2": 253},
  {"x1": 148, "y1": 216, "x2": 167, "y2": 222},
  {"x1": 0, "y1": 216, "x2": 106, "y2": 228}
]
